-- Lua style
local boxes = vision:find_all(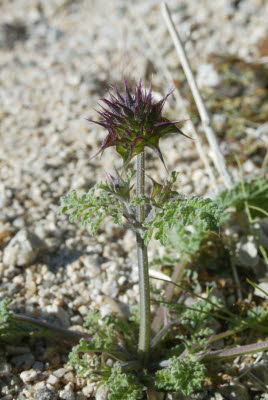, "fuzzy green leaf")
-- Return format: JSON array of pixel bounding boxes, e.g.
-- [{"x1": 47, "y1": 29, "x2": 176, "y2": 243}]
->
[
  {"x1": 144, "y1": 196, "x2": 221, "y2": 251},
  {"x1": 155, "y1": 357, "x2": 206, "y2": 395},
  {"x1": 0, "y1": 298, "x2": 13, "y2": 323},
  {"x1": 105, "y1": 362, "x2": 145, "y2": 400},
  {"x1": 58, "y1": 185, "x2": 124, "y2": 234},
  {"x1": 217, "y1": 177, "x2": 268, "y2": 219}
]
